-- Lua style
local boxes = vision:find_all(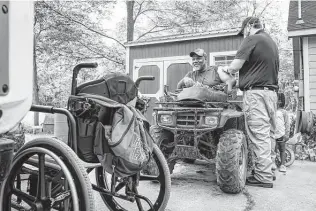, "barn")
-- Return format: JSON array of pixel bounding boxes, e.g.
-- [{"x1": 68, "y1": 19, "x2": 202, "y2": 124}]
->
[
  {"x1": 125, "y1": 28, "x2": 243, "y2": 122},
  {"x1": 288, "y1": 0, "x2": 316, "y2": 112}
]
